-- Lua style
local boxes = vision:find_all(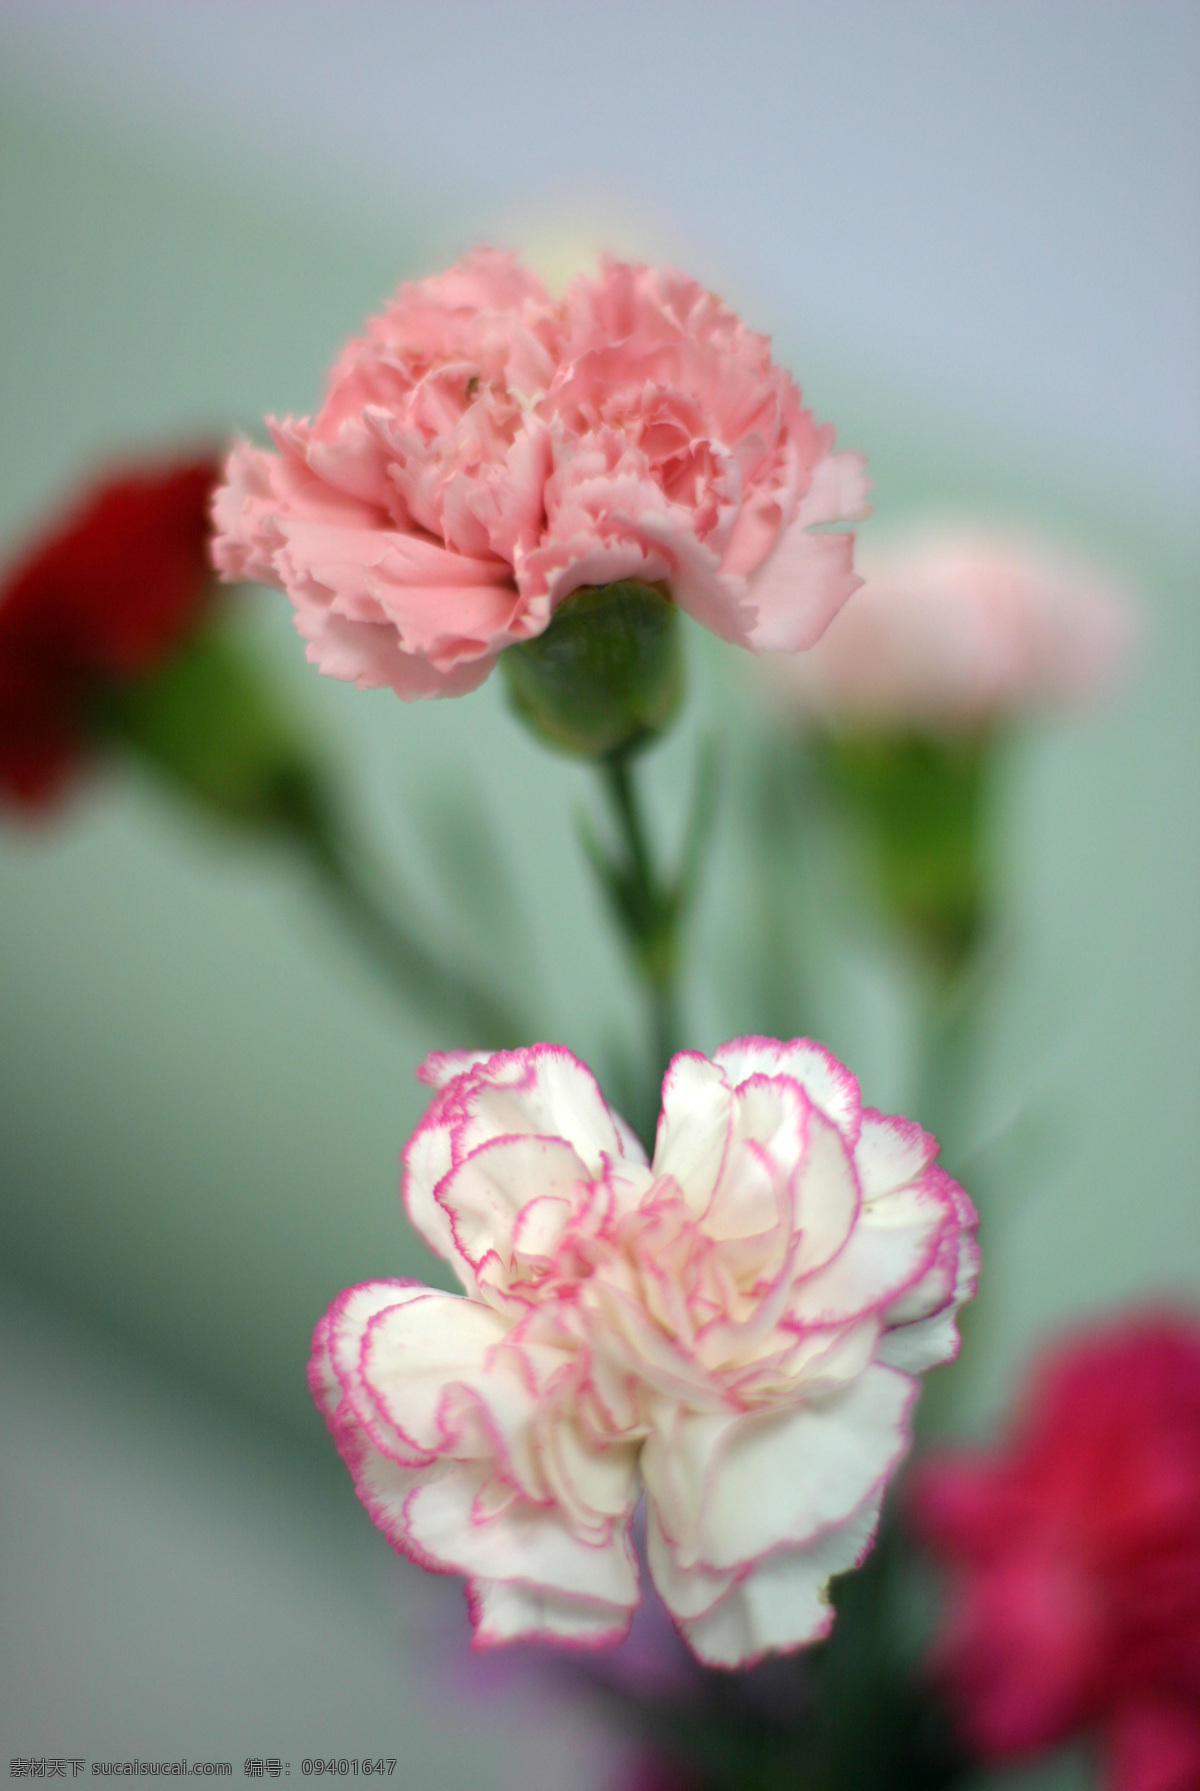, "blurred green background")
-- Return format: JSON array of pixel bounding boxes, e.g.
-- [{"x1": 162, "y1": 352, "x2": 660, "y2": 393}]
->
[{"x1": 1, "y1": 6, "x2": 1197, "y2": 1782}]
